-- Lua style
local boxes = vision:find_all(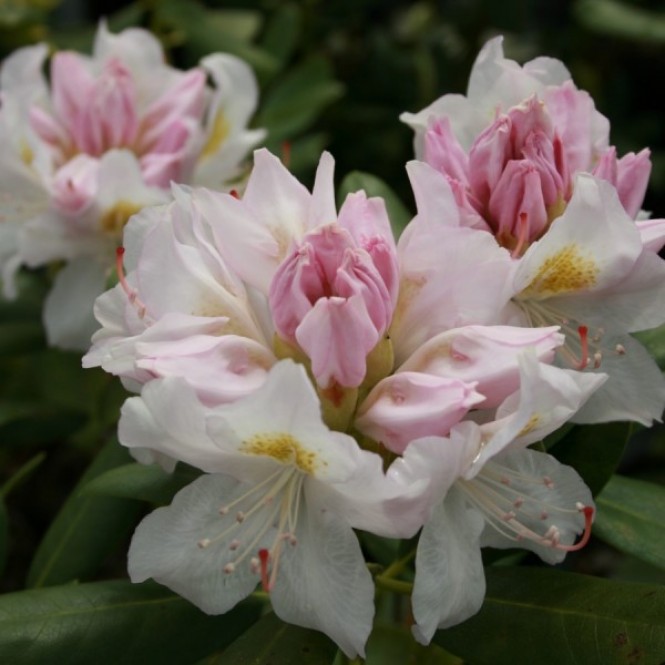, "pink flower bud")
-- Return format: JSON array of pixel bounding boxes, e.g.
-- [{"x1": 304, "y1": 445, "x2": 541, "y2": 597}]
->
[
  {"x1": 468, "y1": 115, "x2": 511, "y2": 206},
  {"x1": 487, "y1": 159, "x2": 548, "y2": 243},
  {"x1": 269, "y1": 223, "x2": 396, "y2": 388},
  {"x1": 616, "y1": 148, "x2": 652, "y2": 219},
  {"x1": 355, "y1": 372, "x2": 484, "y2": 454},
  {"x1": 423, "y1": 118, "x2": 469, "y2": 186}
]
